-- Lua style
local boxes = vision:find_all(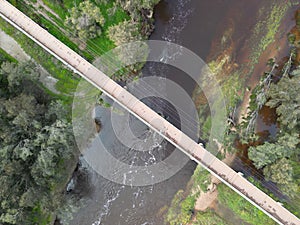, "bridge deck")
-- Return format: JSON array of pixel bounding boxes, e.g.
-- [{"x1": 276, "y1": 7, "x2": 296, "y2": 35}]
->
[{"x1": 0, "y1": 1, "x2": 299, "y2": 224}]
